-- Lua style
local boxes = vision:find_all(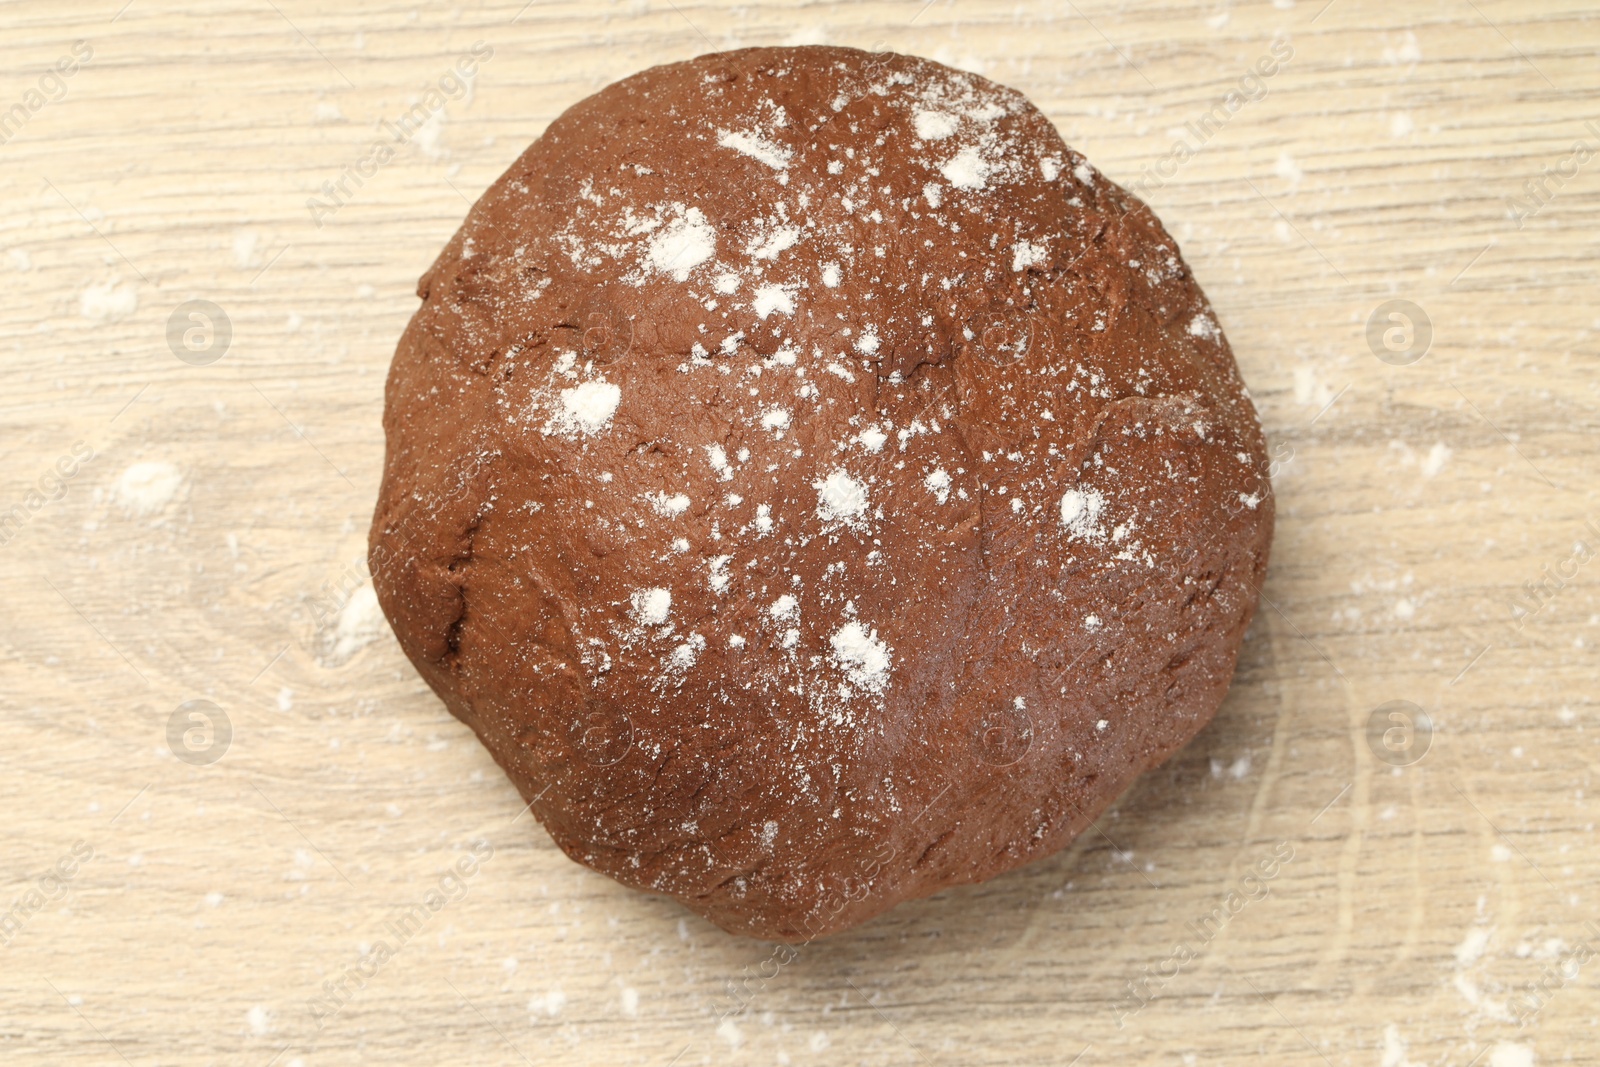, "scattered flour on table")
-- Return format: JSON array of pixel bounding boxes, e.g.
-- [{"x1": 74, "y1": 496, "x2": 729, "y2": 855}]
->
[
  {"x1": 232, "y1": 230, "x2": 261, "y2": 269},
  {"x1": 81, "y1": 279, "x2": 139, "y2": 323},
  {"x1": 115, "y1": 461, "x2": 183, "y2": 517},
  {"x1": 1421, "y1": 441, "x2": 1451, "y2": 478},
  {"x1": 528, "y1": 989, "x2": 566, "y2": 1017},
  {"x1": 322, "y1": 585, "x2": 389, "y2": 666},
  {"x1": 412, "y1": 110, "x2": 447, "y2": 161},
  {"x1": 1490, "y1": 1044, "x2": 1534, "y2": 1067},
  {"x1": 1379, "y1": 1025, "x2": 1421, "y2": 1067},
  {"x1": 1454, "y1": 926, "x2": 1492, "y2": 967}
]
